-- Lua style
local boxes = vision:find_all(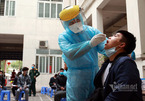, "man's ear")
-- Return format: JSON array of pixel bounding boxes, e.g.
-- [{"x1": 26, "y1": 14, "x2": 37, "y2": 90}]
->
[{"x1": 120, "y1": 42, "x2": 126, "y2": 48}]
